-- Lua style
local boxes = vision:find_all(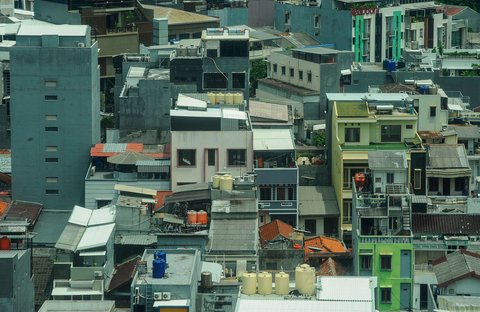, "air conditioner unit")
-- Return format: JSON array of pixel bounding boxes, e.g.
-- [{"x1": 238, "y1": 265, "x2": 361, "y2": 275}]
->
[
  {"x1": 162, "y1": 292, "x2": 171, "y2": 300},
  {"x1": 77, "y1": 42, "x2": 85, "y2": 47},
  {"x1": 421, "y1": 235, "x2": 428, "y2": 241},
  {"x1": 94, "y1": 270, "x2": 103, "y2": 277},
  {"x1": 154, "y1": 292, "x2": 163, "y2": 300},
  {"x1": 432, "y1": 235, "x2": 439, "y2": 241},
  {"x1": 470, "y1": 236, "x2": 477, "y2": 242}
]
